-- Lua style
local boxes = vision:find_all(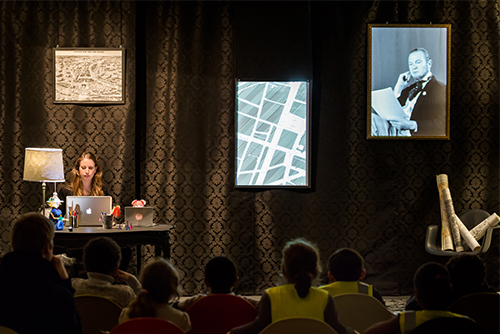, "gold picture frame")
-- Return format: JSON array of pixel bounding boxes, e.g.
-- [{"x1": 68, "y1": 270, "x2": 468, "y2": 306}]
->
[
  {"x1": 53, "y1": 47, "x2": 126, "y2": 104},
  {"x1": 367, "y1": 24, "x2": 451, "y2": 140}
]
